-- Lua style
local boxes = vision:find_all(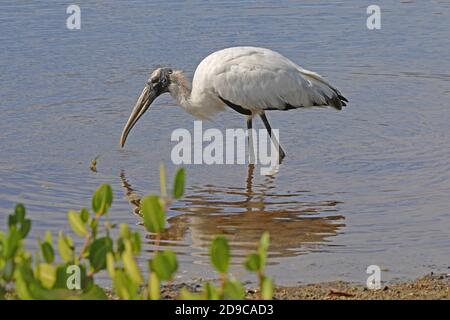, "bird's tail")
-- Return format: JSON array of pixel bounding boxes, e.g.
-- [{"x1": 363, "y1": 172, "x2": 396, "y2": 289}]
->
[
  {"x1": 328, "y1": 87, "x2": 348, "y2": 110},
  {"x1": 300, "y1": 69, "x2": 348, "y2": 110}
]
